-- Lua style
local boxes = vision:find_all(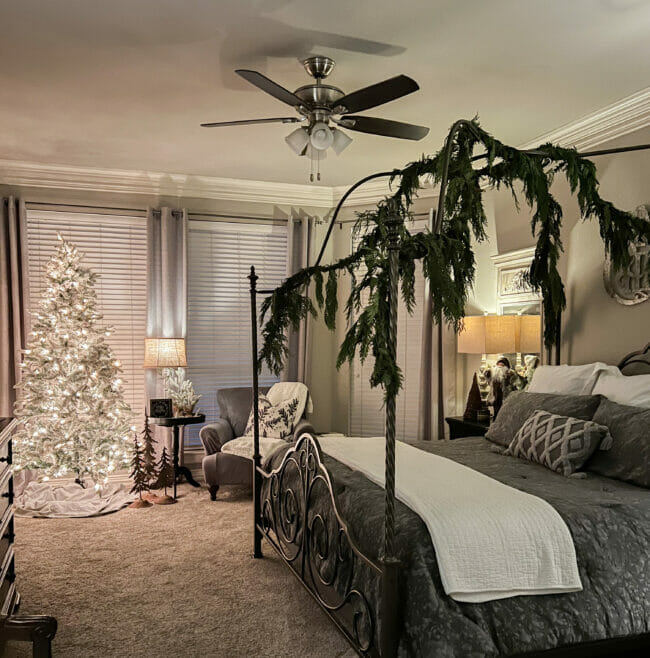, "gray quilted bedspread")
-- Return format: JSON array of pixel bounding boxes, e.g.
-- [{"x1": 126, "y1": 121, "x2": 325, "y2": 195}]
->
[{"x1": 264, "y1": 437, "x2": 650, "y2": 657}]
